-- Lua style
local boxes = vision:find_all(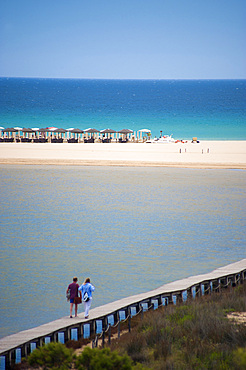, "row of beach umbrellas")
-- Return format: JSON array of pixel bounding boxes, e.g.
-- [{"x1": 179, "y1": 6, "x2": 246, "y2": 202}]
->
[{"x1": 0, "y1": 127, "x2": 141, "y2": 134}]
